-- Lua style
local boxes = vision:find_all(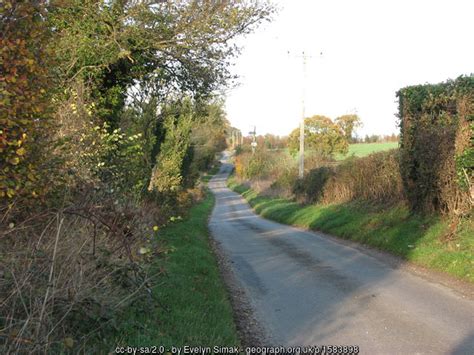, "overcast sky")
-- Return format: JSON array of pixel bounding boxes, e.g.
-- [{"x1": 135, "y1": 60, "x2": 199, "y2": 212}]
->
[{"x1": 224, "y1": 0, "x2": 473, "y2": 138}]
